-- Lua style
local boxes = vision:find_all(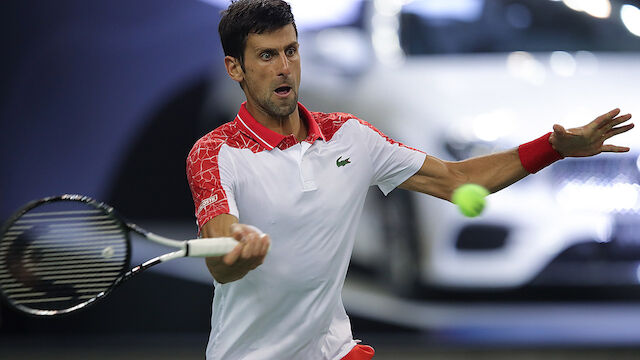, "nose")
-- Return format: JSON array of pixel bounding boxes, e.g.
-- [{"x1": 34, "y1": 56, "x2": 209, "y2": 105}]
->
[{"x1": 277, "y1": 51, "x2": 291, "y2": 77}]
